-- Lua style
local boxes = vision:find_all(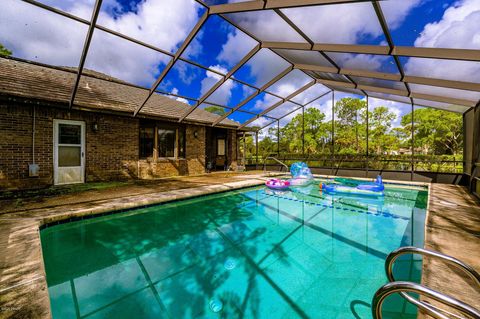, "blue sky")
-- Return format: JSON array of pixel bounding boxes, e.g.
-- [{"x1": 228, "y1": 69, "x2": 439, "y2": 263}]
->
[{"x1": 1, "y1": 0, "x2": 479, "y2": 128}]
